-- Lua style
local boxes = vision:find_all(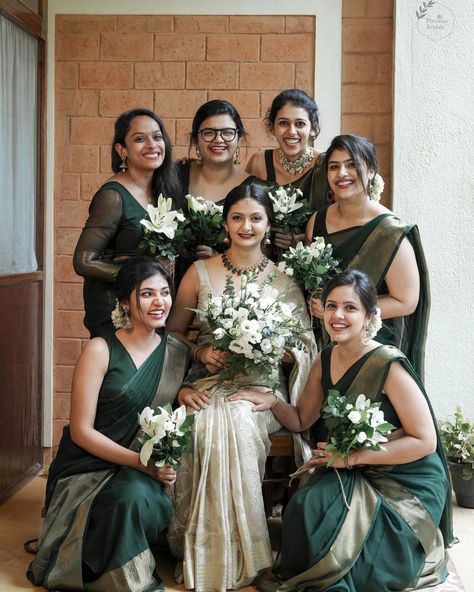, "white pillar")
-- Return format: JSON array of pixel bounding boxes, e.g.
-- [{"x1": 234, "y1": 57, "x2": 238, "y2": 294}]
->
[{"x1": 393, "y1": 0, "x2": 474, "y2": 417}]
